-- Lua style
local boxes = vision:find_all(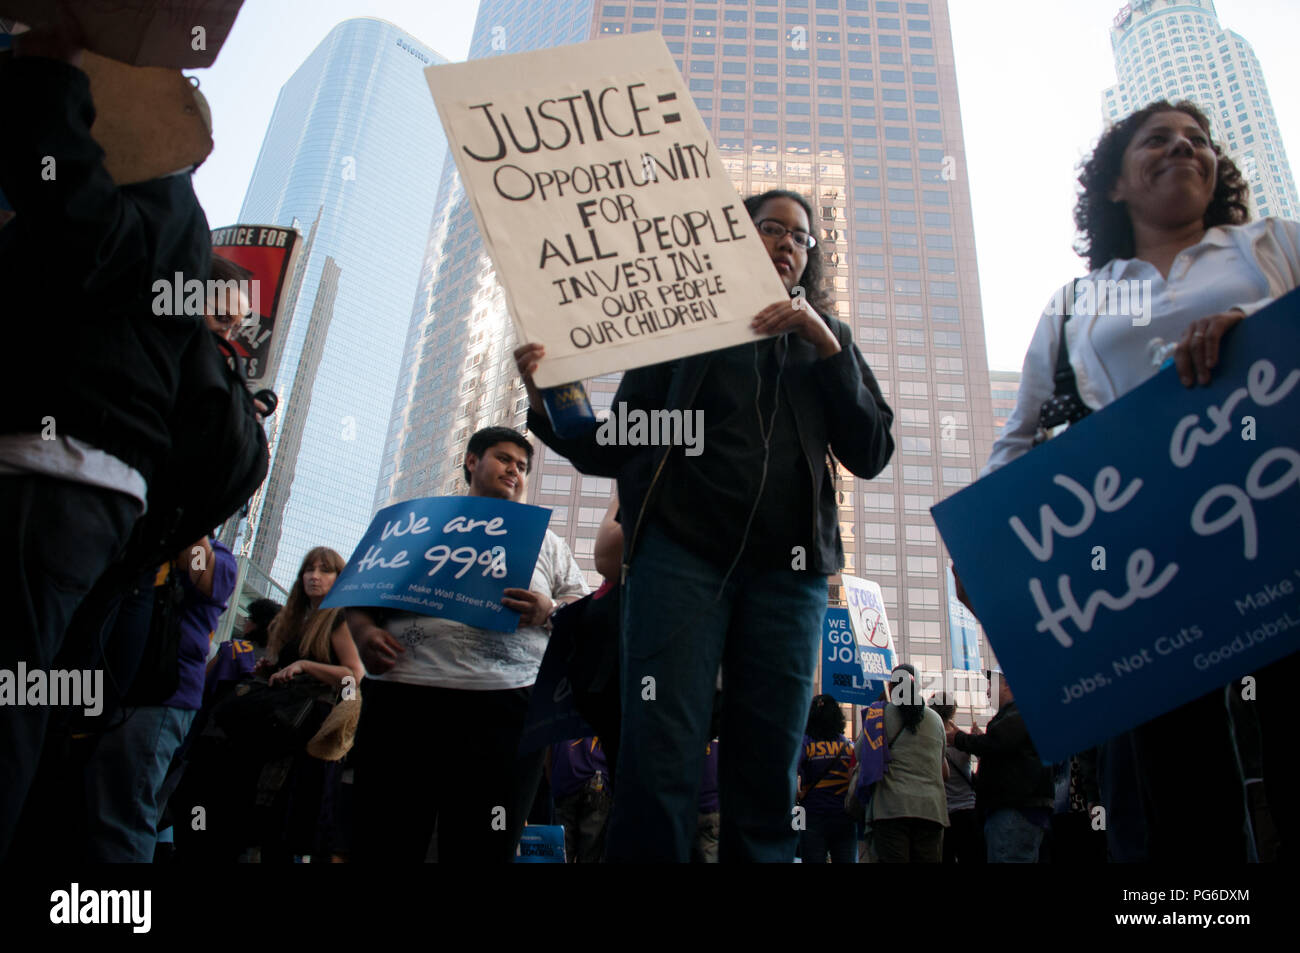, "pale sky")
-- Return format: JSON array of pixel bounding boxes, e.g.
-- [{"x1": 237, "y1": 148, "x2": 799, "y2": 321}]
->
[{"x1": 191, "y1": 0, "x2": 1300, "y2": 373}]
